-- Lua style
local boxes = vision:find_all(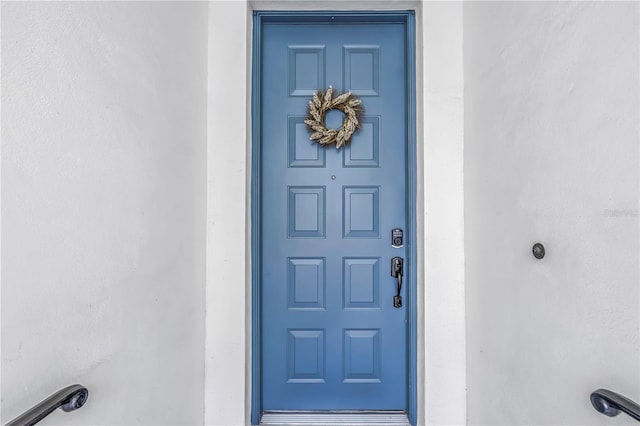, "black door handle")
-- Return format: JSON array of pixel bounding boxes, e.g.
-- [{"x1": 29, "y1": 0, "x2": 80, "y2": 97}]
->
[{"x1": 391, "y1": 257, "x2": 403, "y2": 308}]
